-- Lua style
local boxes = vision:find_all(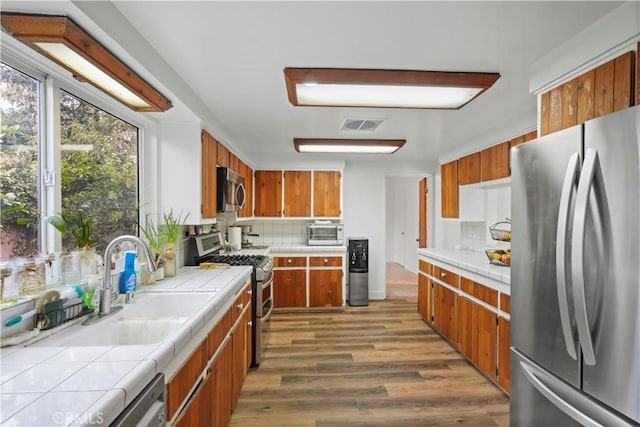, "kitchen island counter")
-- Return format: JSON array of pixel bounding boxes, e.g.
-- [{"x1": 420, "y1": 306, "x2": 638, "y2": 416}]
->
[{"x1": 0, "y1": 266, "x2": 252, "y2": 426}]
